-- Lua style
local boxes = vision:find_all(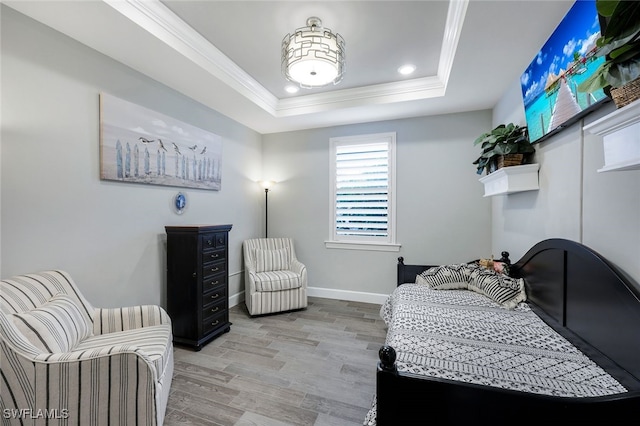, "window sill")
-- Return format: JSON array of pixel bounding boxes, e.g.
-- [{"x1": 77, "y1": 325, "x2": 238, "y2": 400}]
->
[{"x1": 324, "y1": 240, "x2": 401, "y2": 252}]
